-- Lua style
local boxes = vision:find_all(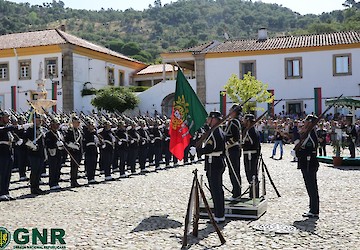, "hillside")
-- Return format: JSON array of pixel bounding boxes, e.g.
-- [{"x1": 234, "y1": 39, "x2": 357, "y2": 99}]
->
[{"x1": 0, "y1": 0, "x2": 359, "y2": 63}]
